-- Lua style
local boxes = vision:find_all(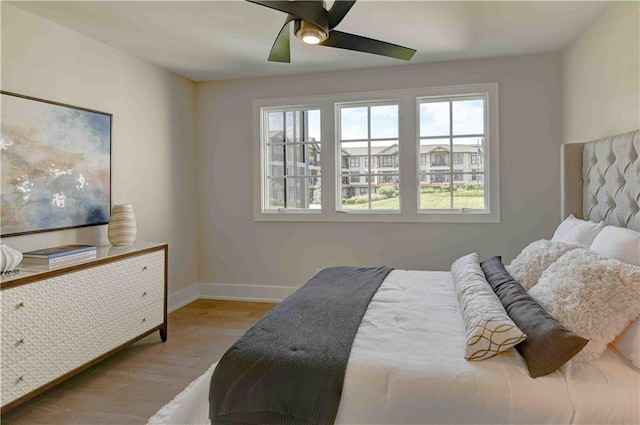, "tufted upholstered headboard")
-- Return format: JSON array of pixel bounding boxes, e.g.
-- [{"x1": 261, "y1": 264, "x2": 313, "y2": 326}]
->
[{"x1": 561, "y1": 130, "x2": 640, "y2": 232}]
